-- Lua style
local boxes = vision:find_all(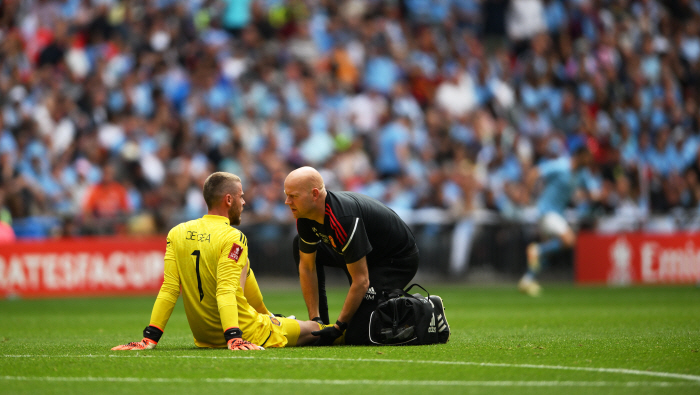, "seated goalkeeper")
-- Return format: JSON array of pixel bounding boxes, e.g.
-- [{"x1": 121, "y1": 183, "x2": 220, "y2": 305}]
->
[{"x1": 113, "y1": 172, "x2": 324, "y2": 351}]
